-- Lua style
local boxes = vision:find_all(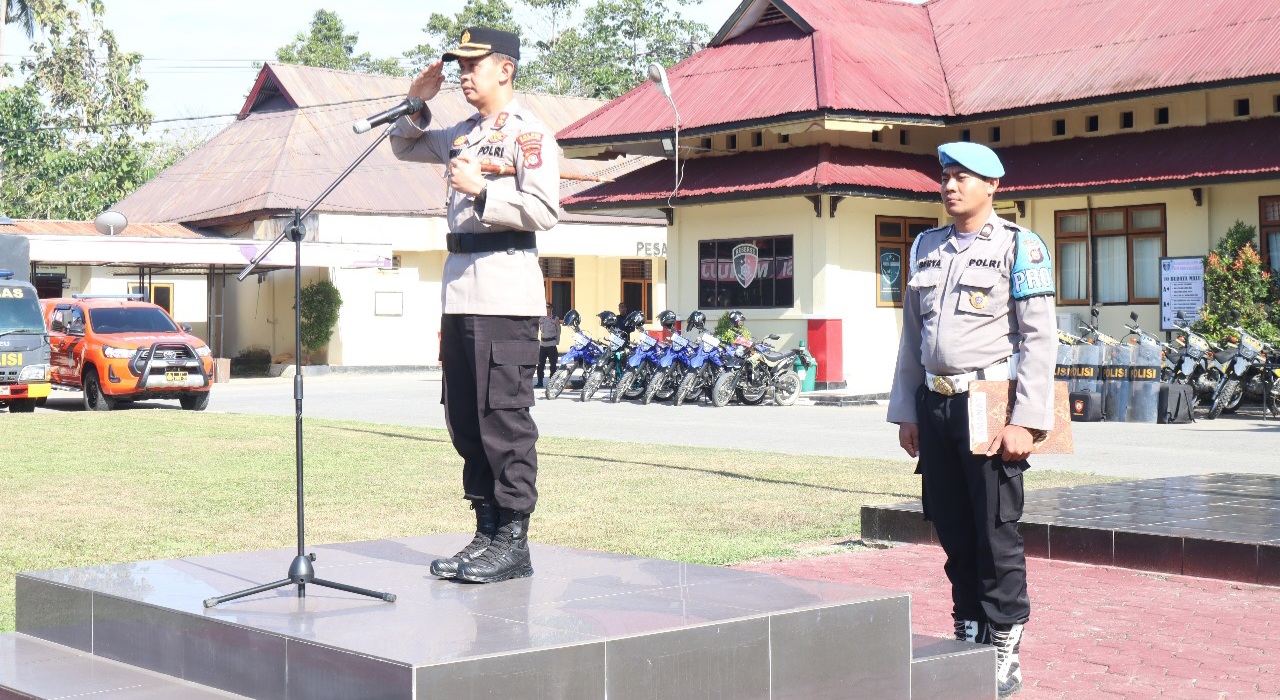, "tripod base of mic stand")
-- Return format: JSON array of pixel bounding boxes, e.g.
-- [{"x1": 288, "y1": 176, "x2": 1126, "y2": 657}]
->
[{"x1": 203, "y1": 553, "x2": 396, "y2": 608}]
